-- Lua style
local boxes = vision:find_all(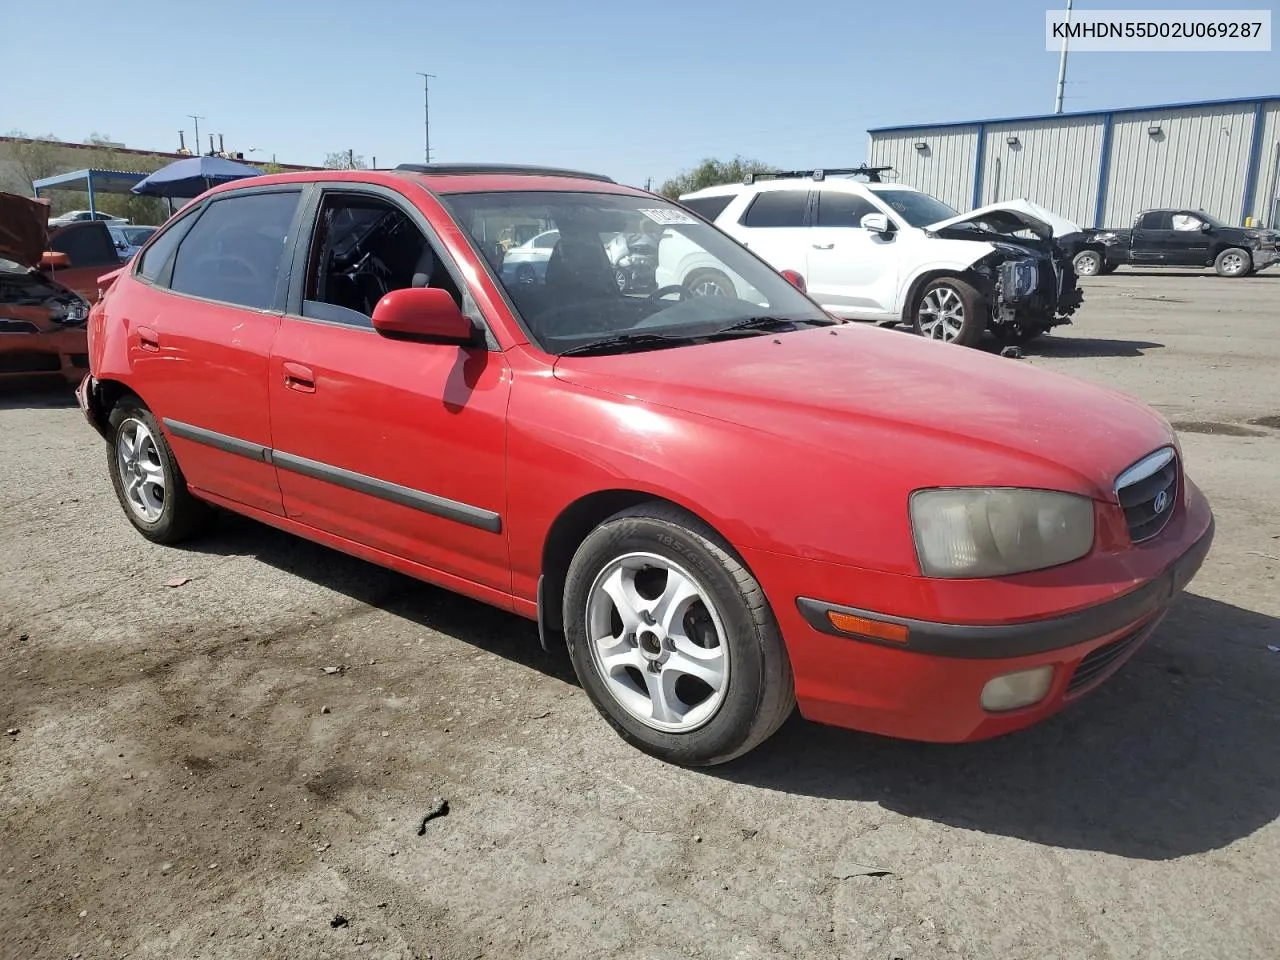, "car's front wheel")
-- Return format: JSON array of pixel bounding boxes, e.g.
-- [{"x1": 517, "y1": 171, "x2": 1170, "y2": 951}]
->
[
  {"x1": 1214, "y1": 247, "x2": 1253, "y2": 277},
  {"x1": 107, "y1": 399, "x2": 211, "y2": 544},
  {"x1": 912, "y1": 277, "x2": 986, "y2": 346},
  {"x1": 563, "y1": 504, "x2": 795, "y2": 766},
  {"x1": 684, "y1": 268, "x2": 735, "y2": 298},
  {"x1": 1072, "y1": 249, "x2": 1103, "y2": 276}
]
